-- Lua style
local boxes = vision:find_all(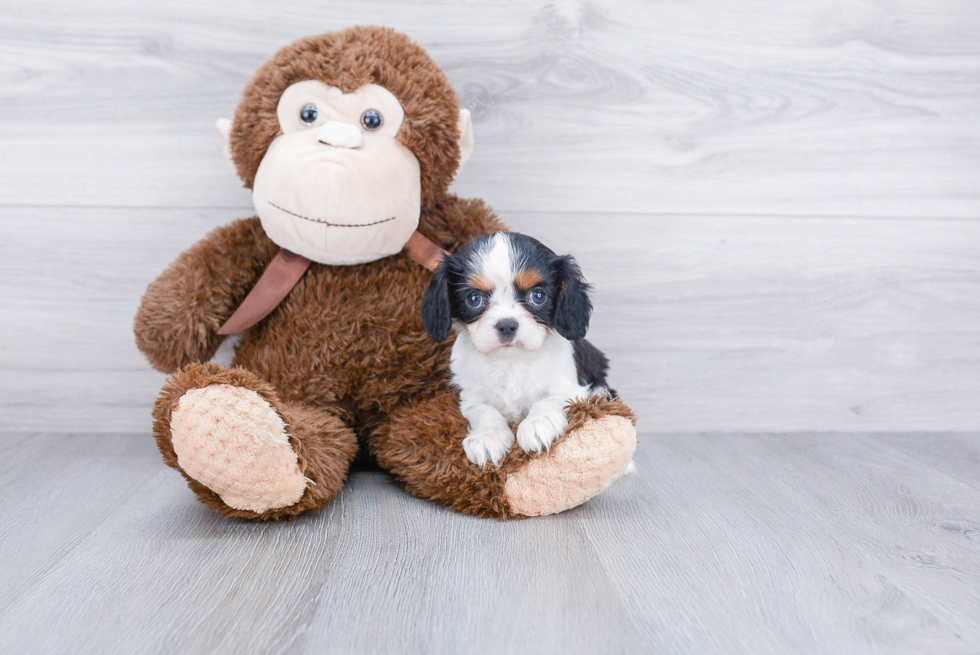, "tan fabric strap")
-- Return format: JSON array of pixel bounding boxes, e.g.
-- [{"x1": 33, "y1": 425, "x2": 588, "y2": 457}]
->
[
  {"x1": 216, "y1": 230, "x2": 448, "y2": 335},
  {"x1": 403, "y1": 230, "x2": 449, "y2": 272}
]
